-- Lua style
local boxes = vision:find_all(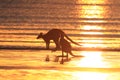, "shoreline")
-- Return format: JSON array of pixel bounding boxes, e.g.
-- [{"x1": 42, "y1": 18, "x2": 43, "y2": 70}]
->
[
  {"x1": 0, "y1": 65, "x2": 120, "y2": 72},
  {"x1": 0, "y1": 45, "x2": 120, "y2": 51}
]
